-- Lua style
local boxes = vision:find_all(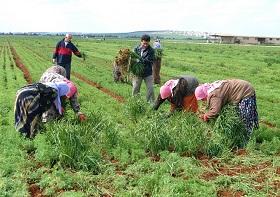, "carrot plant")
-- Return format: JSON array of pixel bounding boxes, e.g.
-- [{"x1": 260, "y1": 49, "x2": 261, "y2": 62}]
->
[
  {"x1": 34, "y1": 111, "x2": 121, "y2": 172},
  {"x1": 207, "y1": 105, "x2": 248, "y2": 156}
]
